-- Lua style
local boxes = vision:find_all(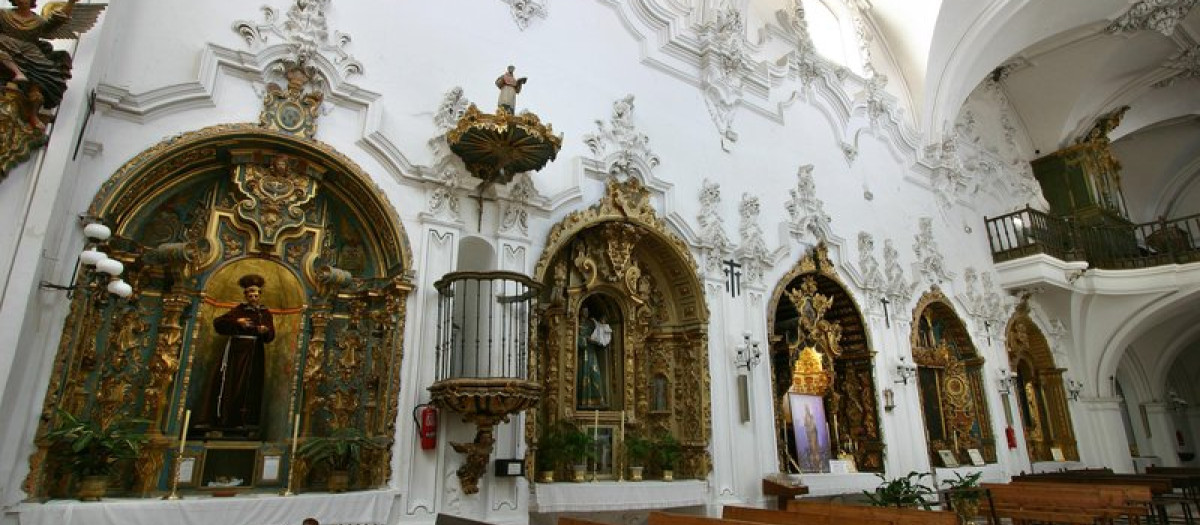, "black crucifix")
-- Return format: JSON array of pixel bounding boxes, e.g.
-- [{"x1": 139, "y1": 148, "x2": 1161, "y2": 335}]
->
[
  {"x1": 880, "y1": 297, "x2": 891, "y2": 328},
  {"x1": 723, "y1": 259, "x2": 742, "y2": 298}
]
